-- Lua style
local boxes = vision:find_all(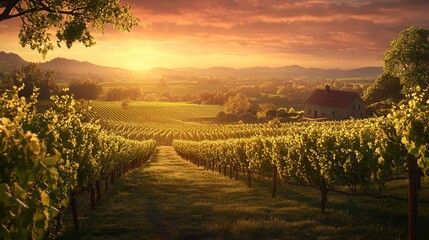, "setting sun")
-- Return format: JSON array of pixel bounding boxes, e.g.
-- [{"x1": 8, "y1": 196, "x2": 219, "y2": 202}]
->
[{"x1": 2, "y1": 1, "x2": 429, "y2": 70}]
